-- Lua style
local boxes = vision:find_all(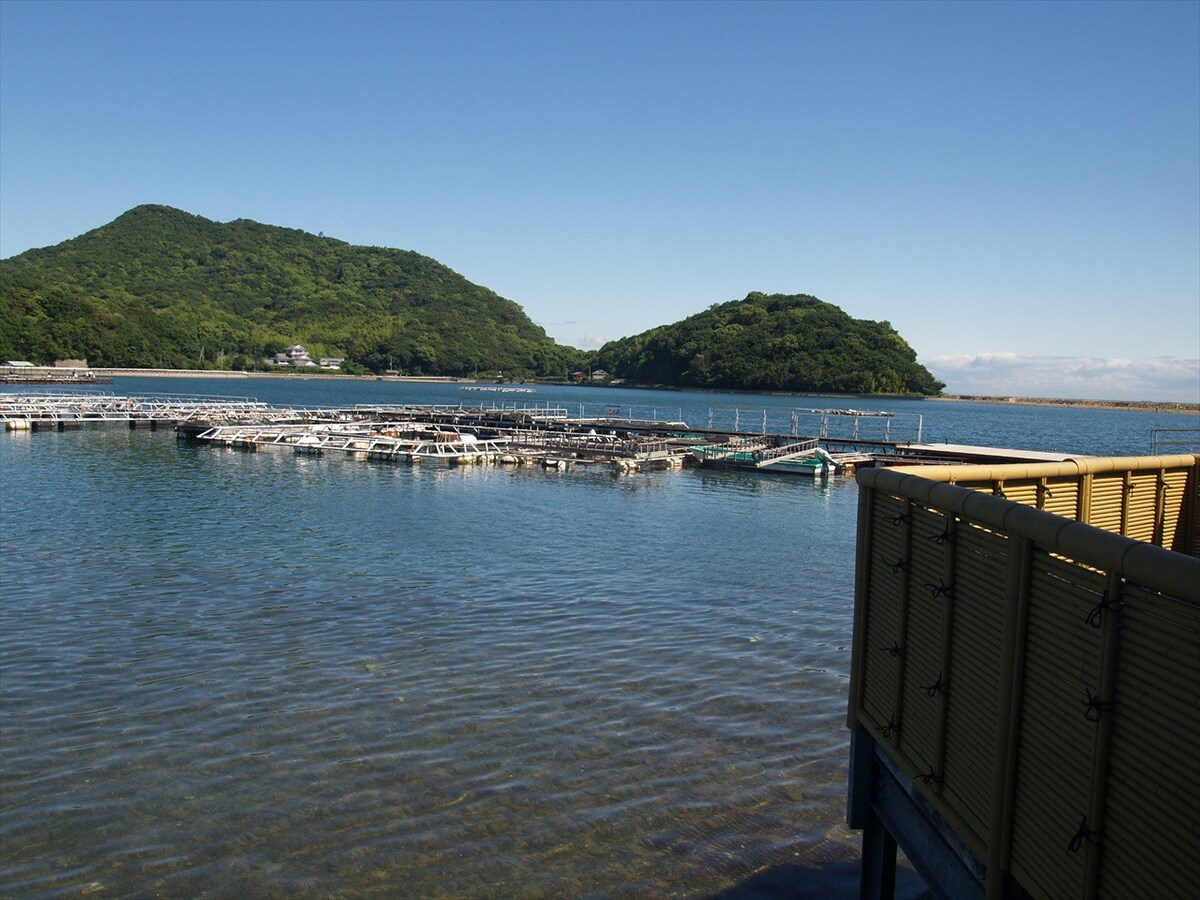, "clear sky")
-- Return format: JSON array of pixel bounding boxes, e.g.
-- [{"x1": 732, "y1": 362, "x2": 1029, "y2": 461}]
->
[{"x1": 2, "y1": 0, "x2": 1197, "y2": 400}]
